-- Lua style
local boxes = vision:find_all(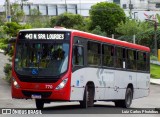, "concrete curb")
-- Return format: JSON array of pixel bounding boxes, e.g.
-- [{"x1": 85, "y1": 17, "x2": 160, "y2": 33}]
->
[
  {"x1": 150, "y1": 60, "x2": 160, "y2": 65},
  {"x1": 150, "y1": 82, "x2": 160, "y2": 86},
  {"x1": 150, "y1": 78, "x2": 160, "y2": 86}
]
